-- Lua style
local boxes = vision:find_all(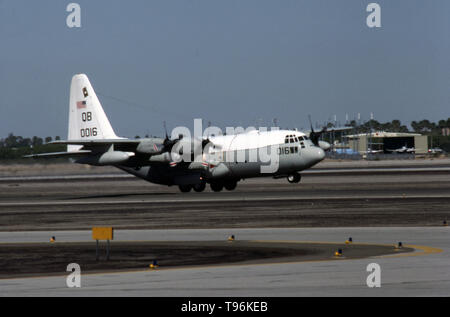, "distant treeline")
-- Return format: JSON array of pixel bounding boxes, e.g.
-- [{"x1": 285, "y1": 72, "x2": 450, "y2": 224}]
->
[
  {"x1": 0, "y1": 134, "x2": 66, "y2": 160},
  {"x1": 343, "y1": 118, "x2": 450, "y2": 135},
  {"x1": 1, "y1": 118, "x2": 450, "y2": 160}
]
